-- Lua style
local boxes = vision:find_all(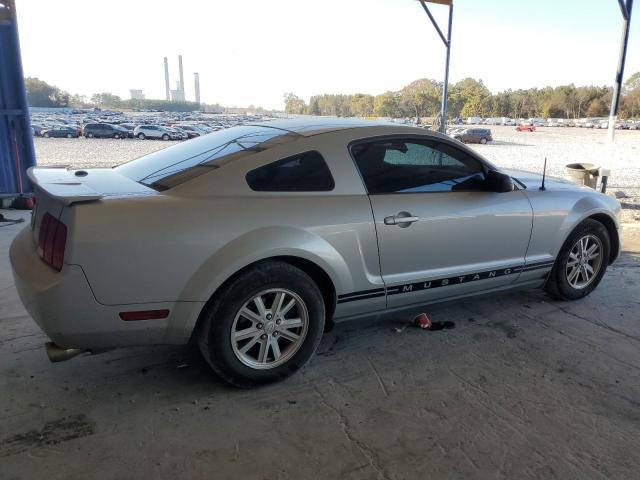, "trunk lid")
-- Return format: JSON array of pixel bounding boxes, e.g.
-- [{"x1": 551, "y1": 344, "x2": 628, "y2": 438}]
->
[
  {"x1": 28, "y1": 167, "x2": 157, "y2": 244},
  {"x1": 28, "y1": 167, "x2": 156, "y2": 205}
]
